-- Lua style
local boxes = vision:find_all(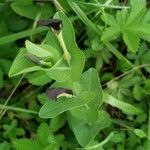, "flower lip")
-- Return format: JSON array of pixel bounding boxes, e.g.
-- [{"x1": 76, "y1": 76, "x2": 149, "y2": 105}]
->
[
  {"x1": 38, "y1": 19, "x2": 62, "y2": 31},
  {"x1": 46, "y1": 87, "x2": 73, "y2": 100}
]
